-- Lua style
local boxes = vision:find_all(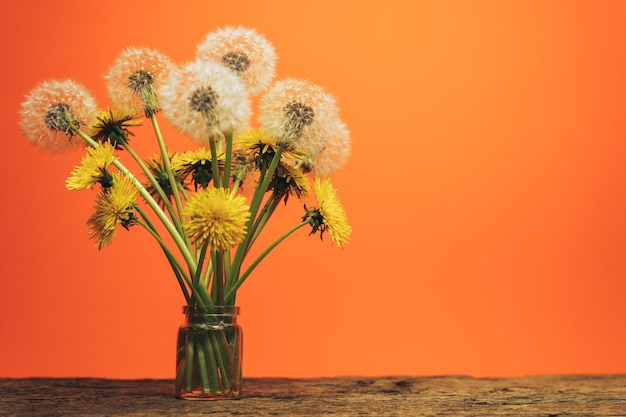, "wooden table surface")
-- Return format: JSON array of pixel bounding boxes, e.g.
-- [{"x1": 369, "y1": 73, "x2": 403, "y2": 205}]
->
[{"x1": 1, "y1": 375, "x2": 625, "y2": 416}]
